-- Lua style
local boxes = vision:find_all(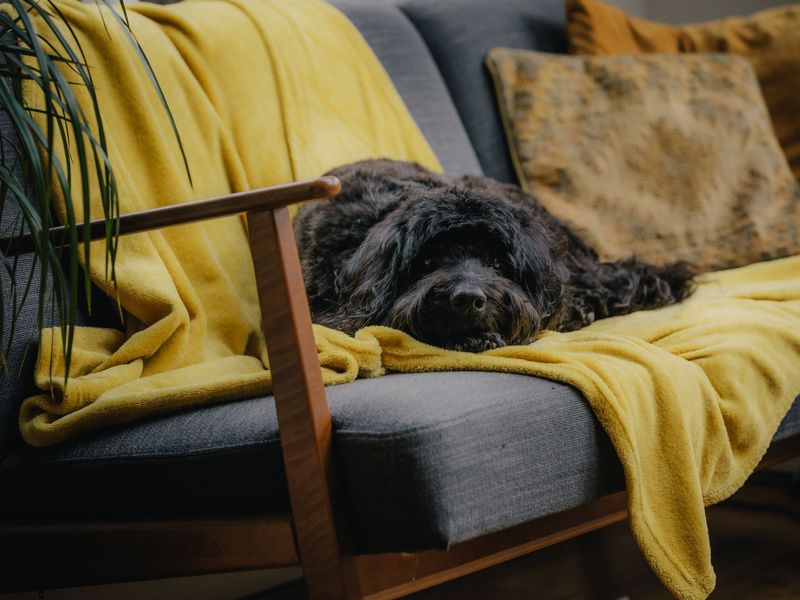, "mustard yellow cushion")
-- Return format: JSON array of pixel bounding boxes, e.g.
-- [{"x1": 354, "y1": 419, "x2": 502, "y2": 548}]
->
[
  {"x1": 486, "y1": 48, "x2": 800, "y2": 269},
  {"x1": 567, "y1": 0, "x2": 800, "y2": 182}
]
